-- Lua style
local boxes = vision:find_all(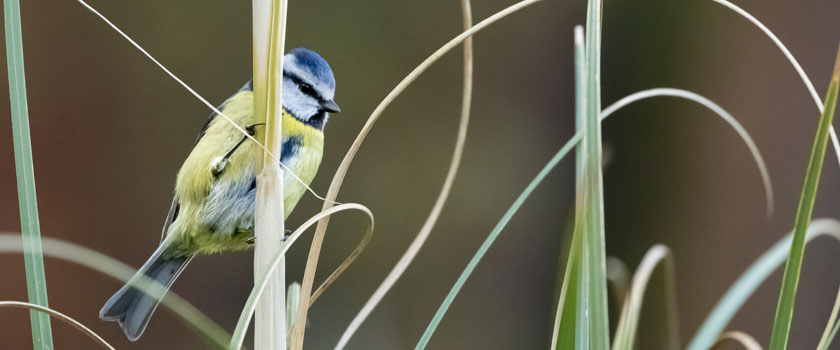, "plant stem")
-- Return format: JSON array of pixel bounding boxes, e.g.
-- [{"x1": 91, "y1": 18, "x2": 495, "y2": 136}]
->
[
  {"x1": 583, "y1": 0, "x2": 610, "y2": 348},
  {"x1": 769, "y1": 44, "x2": 840, "y2": 350},
  {"x1": 4, "y1": 0, "x2": 54, "y2": 348},
  {"x1": 252, "y1": 0, "x2": 288, "y2": 349}
]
